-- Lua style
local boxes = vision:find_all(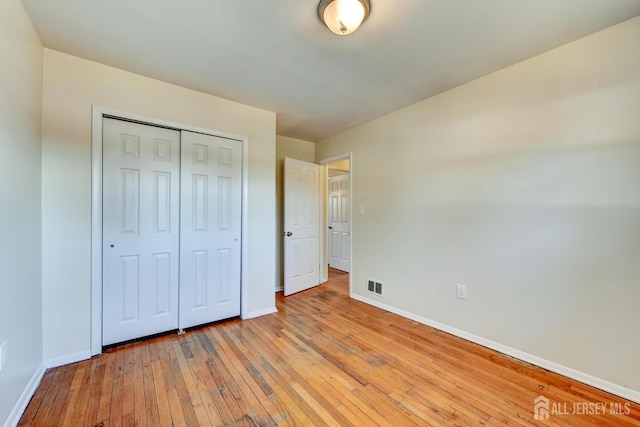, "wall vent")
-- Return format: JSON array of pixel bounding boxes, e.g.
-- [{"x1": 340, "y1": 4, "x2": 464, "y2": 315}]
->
[{"x1": 367, "y1": 278, "x2": 384, "y2": 296}]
